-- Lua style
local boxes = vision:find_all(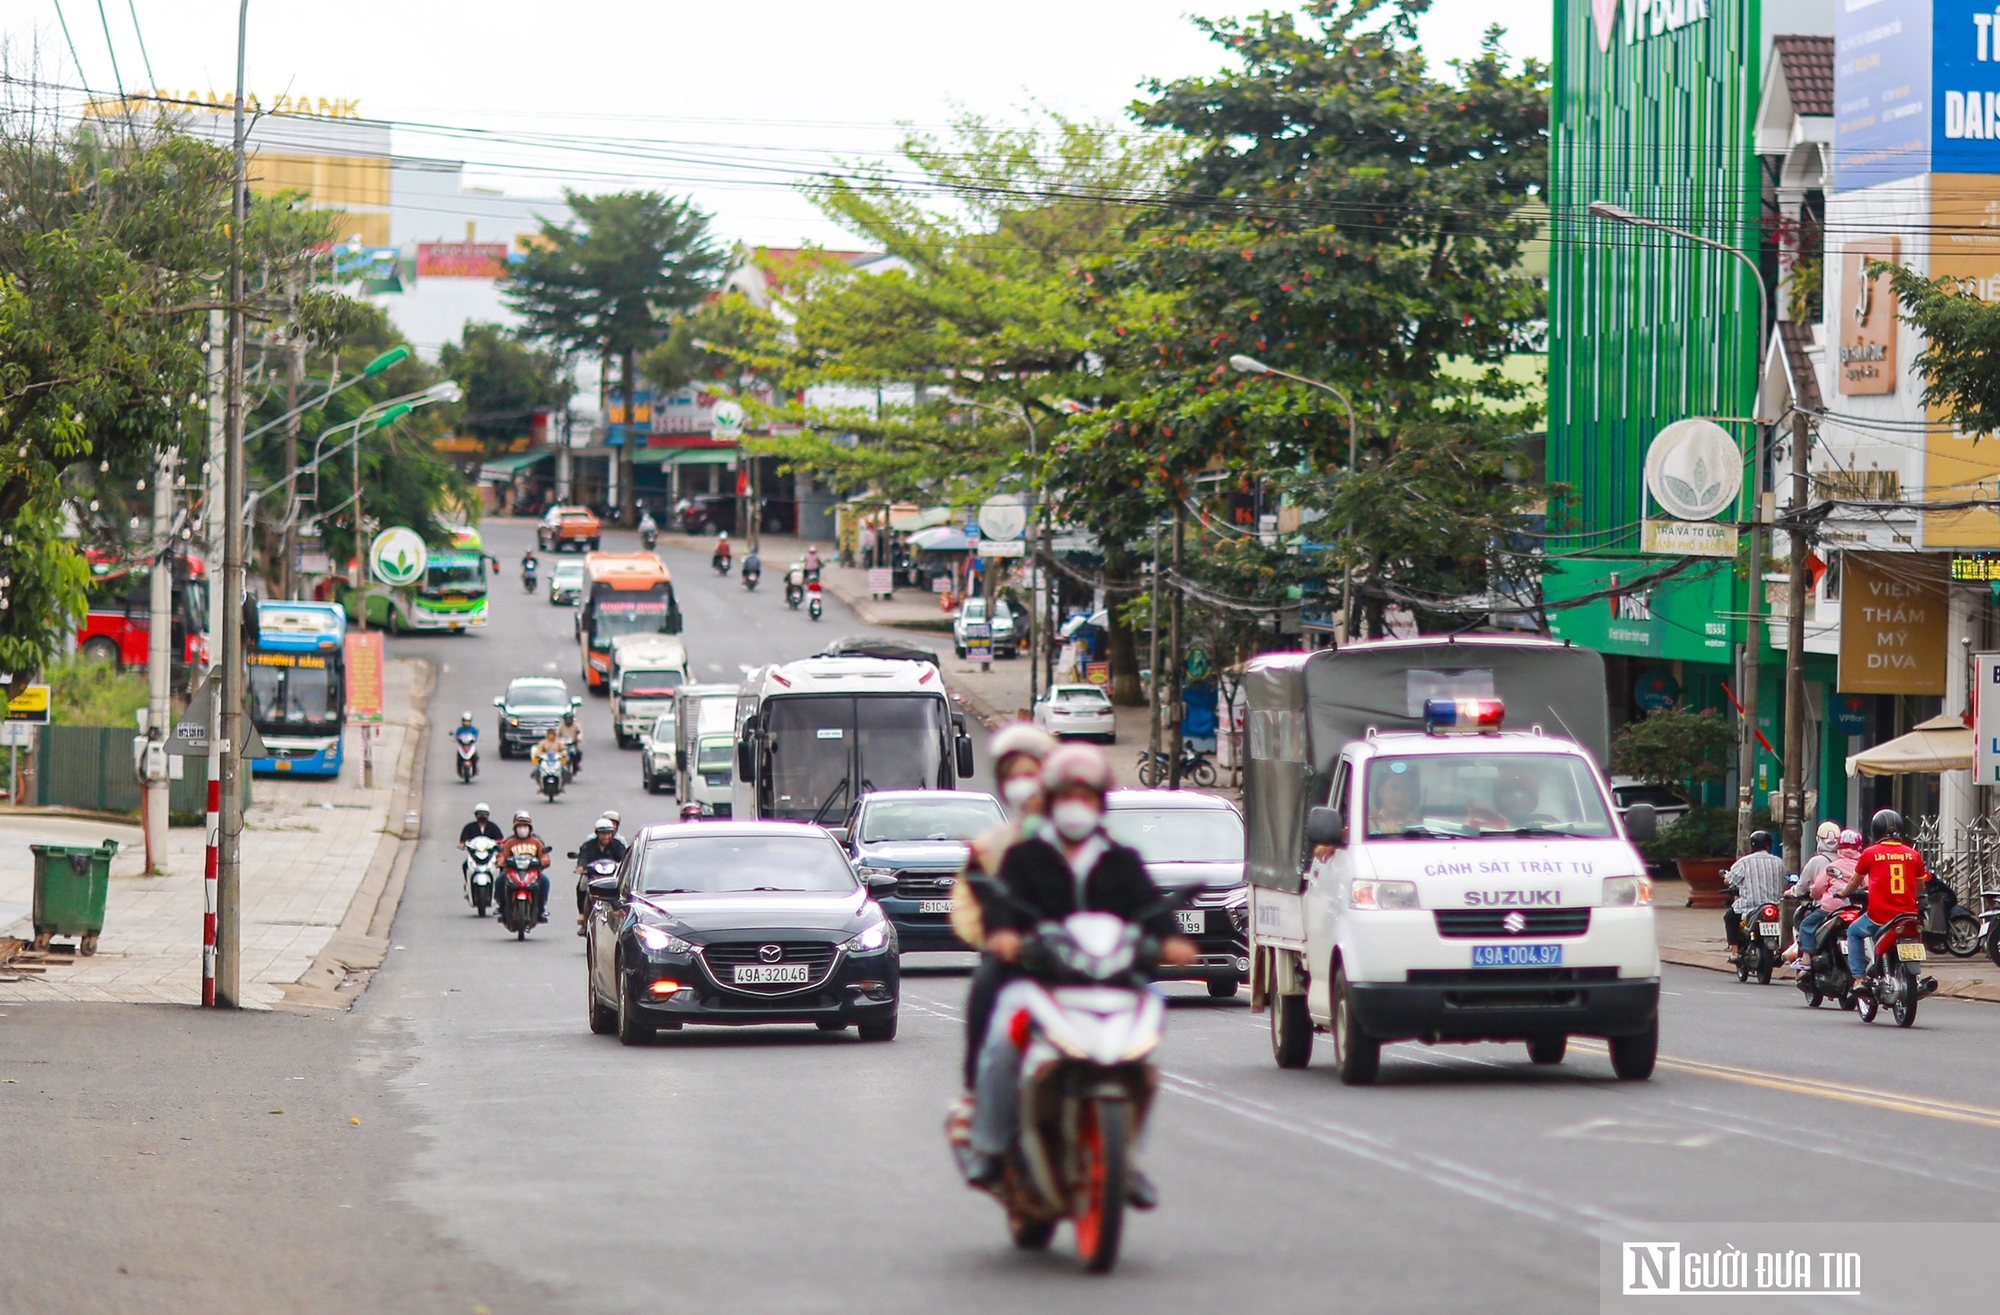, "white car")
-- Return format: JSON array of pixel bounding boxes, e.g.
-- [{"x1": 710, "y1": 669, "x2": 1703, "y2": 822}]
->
[
  {"x1": 640, "y1": 712, "x2": 678, "y2": 794},
  {"x1": 548, "y1": 558, "x2": 586, "y2": 606},
  {"x1": 1033, "y1": 683, "x2": 1116, "y2": 743},
  {"x1": 952, "y1": 597, "x2": 1018, "y2": 659}
]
